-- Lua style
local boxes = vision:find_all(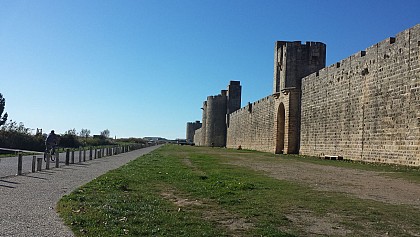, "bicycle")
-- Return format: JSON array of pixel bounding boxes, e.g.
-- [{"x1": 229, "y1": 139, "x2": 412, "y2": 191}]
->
[{"x1": 44, "y1": 145, "x2": 57, "y2": 162}]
